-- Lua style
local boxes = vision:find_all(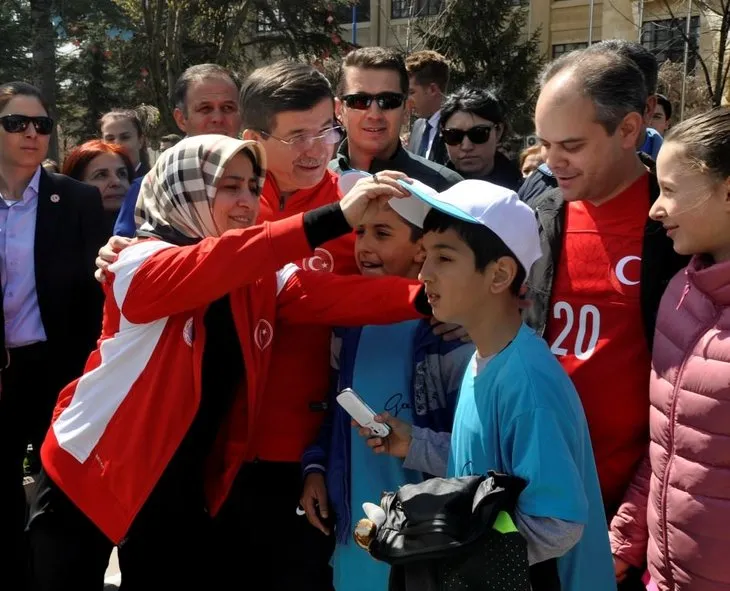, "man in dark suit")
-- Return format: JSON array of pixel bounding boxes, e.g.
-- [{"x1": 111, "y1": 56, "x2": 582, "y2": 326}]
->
[
  {"x1": 0, "y1": 168, "x2": 106, "y2": 589},
  {"x1": 406, "y1": 50, "x2": 450, "y2": 166}
]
